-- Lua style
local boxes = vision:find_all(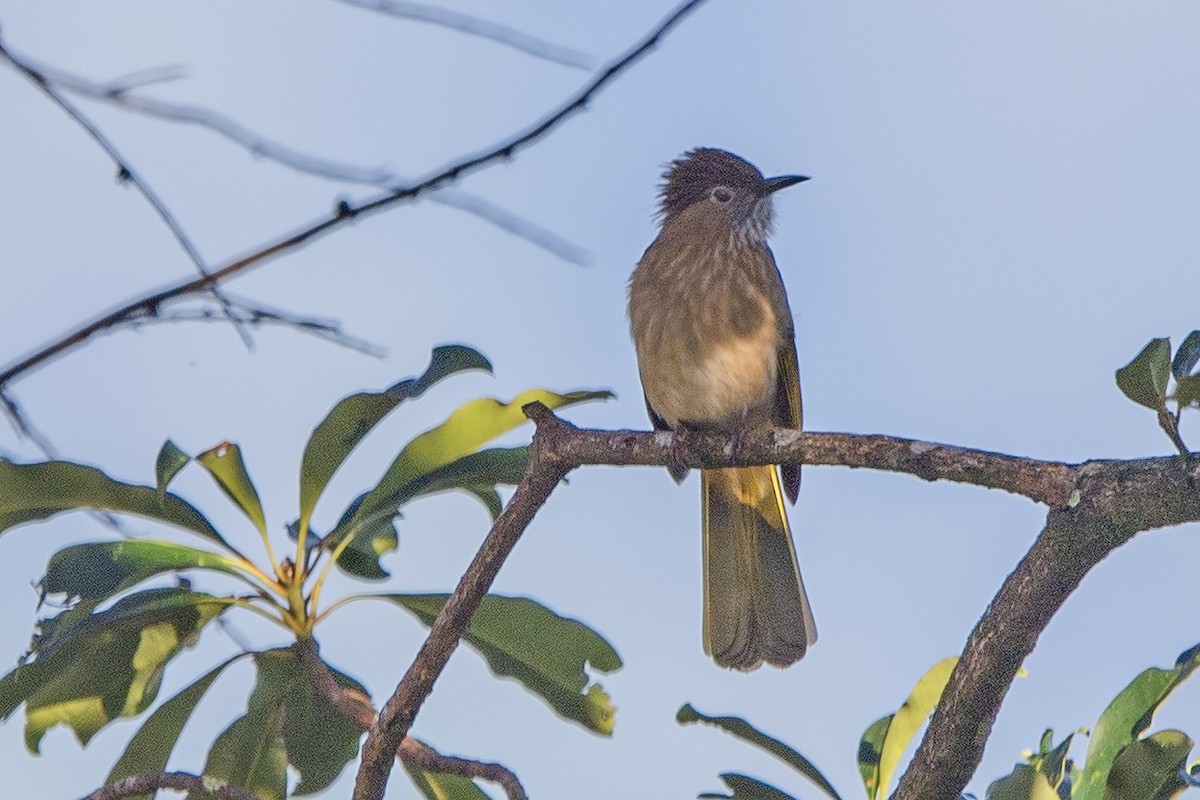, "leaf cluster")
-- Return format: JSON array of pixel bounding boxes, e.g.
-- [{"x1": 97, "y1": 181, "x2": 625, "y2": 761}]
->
[{"x1": 0, "y1": 345, "x2": 616, "y2": 798}]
